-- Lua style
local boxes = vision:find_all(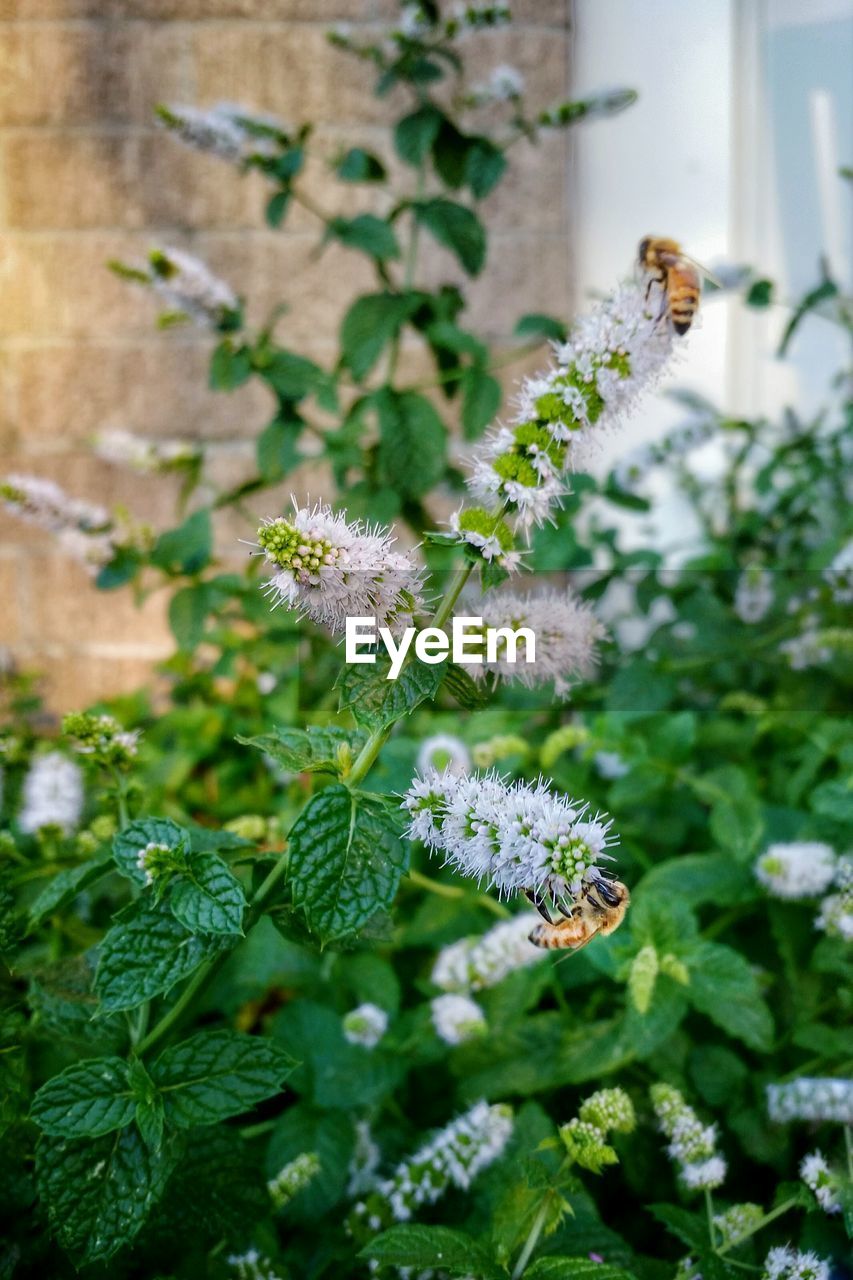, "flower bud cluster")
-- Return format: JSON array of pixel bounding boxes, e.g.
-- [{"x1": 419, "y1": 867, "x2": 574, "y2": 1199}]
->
[
  {"x1": 766, "y1": 1077, "x2": 853, "y2": 1125},
  {"x1": 157, "y1": 102, "x2": 284, "y2": 164},
  {"x1": 464, "y1": 282, "x2": 679, "y2": 537},
  {"x1": 62, "y1": 712, "x2": 140, "y2": 769},
  {"x1": 117, "y1": 247, "x2": 240, "y2": 331},
  {"x1": 343, "y1": 1003, "x2": 389, "y2": 1049},
  {"x1": 711, "y1": 1203, "x2": 764, "y2": 1248},
  {"x1": 734, "y1": 568, "x2": 775, "y2": 624},
  {"x1": 538, "y1": 88, "x2": 638, "y2": 130},
  {"x1": 403, "y1": 769, "x2": 617, "y2": 904},
  {"x1": 431, "y1": 913, "x2": 542, "y2": 994},
  {"x1": 430, "y1": 992, "x2": 487, "y2": 1044},
  {"x1": 256, "y1": 502, "x2": 424, "y2": 636},
  {"x1": 815, "y1": 855, "x2": 853, "y2": 942},
  {"x1": 754, "y1": 842, "x2": 837, "y2": 900},
  {"x1": 267, "y1": 1151, "x2": 321, "y2": 1210},
  {"x1": 799, "y1": 1149, "x2": 841, "y2": 1214},
  {"x1": 18, "y1": 752, "x2": 84, "y2": 836},
  {"x1": 94, "y1": 429, "x2": 200, "y2": 475},
  {"x1": 559, "y1": 1087, "x2": 636, "y2": 1174},
  {"x1": 469, "y1": 588, "x2": 605, "y2": 695},
  {"x1": 136, "y1": 840, "x2": 187, "y2": 888},
  {"x1": 349, "y1": 1101, "x2": 513, "y2": 1239},
  {"x1": 472, "y1": 734, "x2": 530, "y2": 768},
  {"x1": 226, "y1": 1249, "x2": 285, "y2": 1280},
  {"x1": 347, "y1": 1120, "x2": 381, "y2": 1197},
  {"x1": 467, "y1": 63, "x2": 525, "y2": 106},
  {"x1": 650, "y1": 1083, "x2": 726, "y2": 1191}
]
